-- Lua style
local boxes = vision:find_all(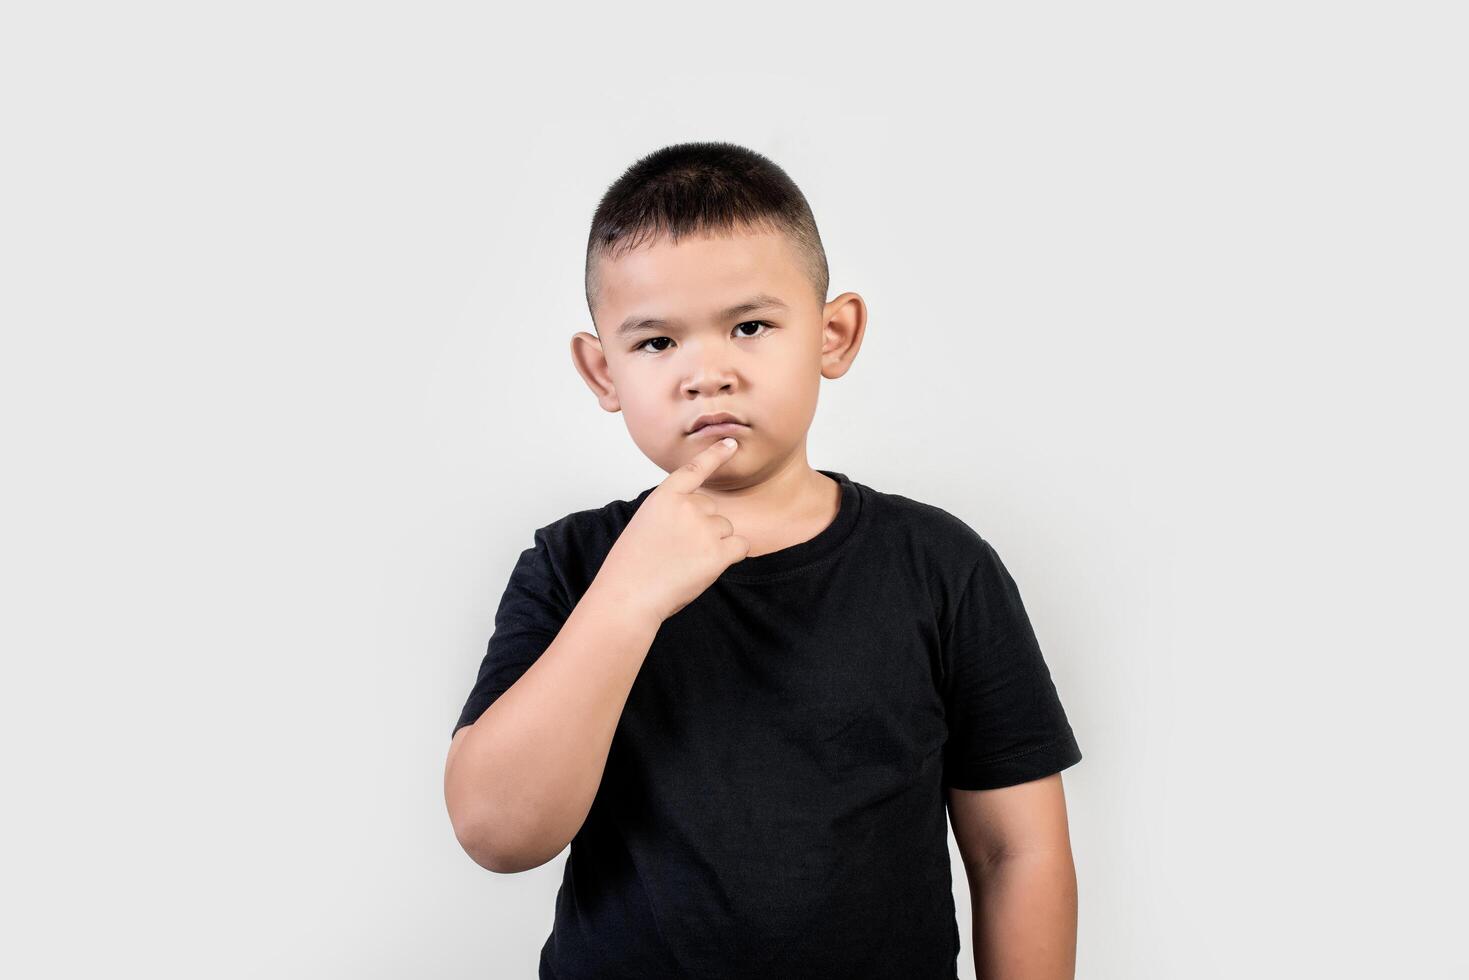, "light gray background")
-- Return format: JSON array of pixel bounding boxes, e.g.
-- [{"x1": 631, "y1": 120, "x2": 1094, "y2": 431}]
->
[{"x1": 4, "y1": 2, "x2": 1465, "y2": 977}]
